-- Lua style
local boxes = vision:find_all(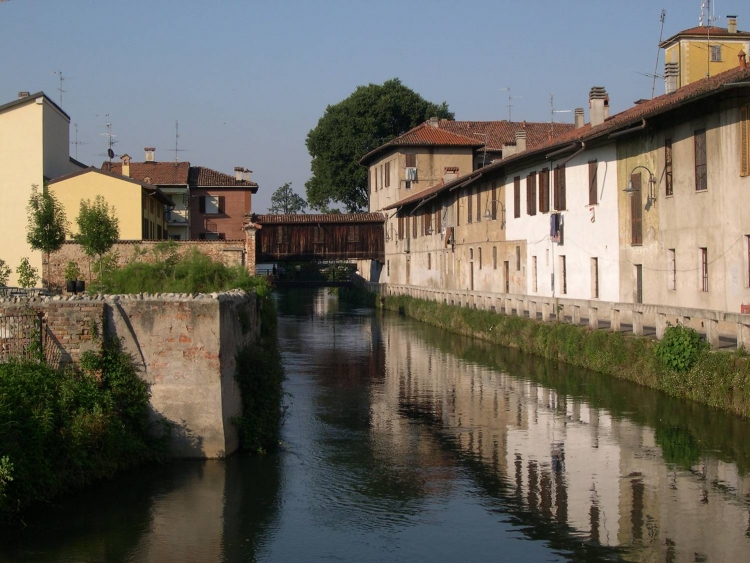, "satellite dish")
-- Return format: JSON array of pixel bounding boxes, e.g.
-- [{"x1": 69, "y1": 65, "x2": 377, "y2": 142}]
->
[{"x1": 107, "y1": 148, "x2": 115, "y2": 158}]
